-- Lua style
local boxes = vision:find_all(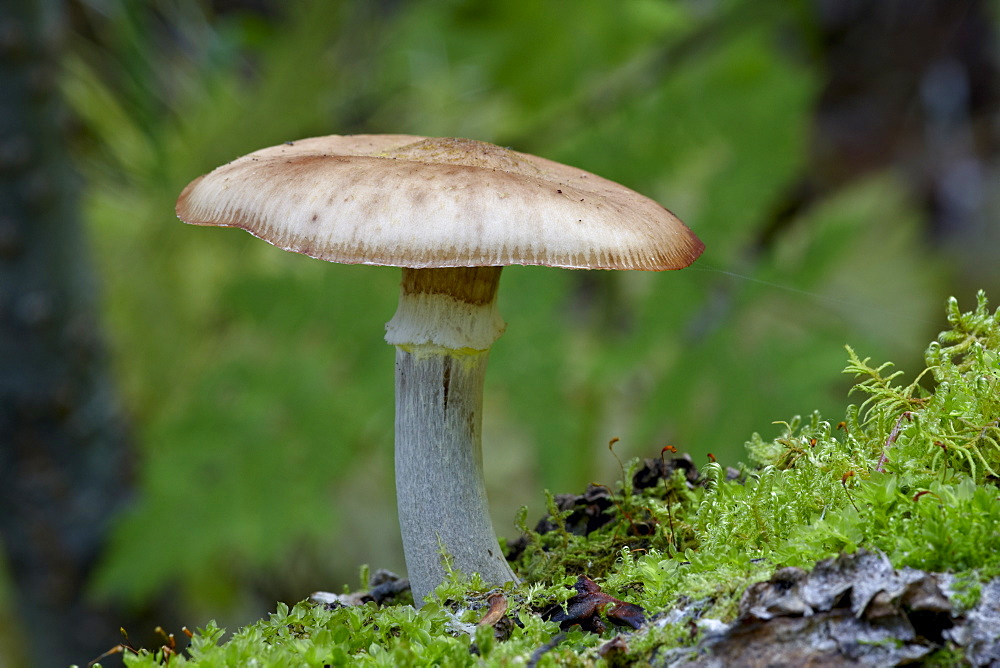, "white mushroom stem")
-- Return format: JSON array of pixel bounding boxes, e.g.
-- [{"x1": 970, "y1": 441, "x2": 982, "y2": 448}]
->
[{"x1": 385, "y1": 266, "x2": 518, "y2": 605}]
